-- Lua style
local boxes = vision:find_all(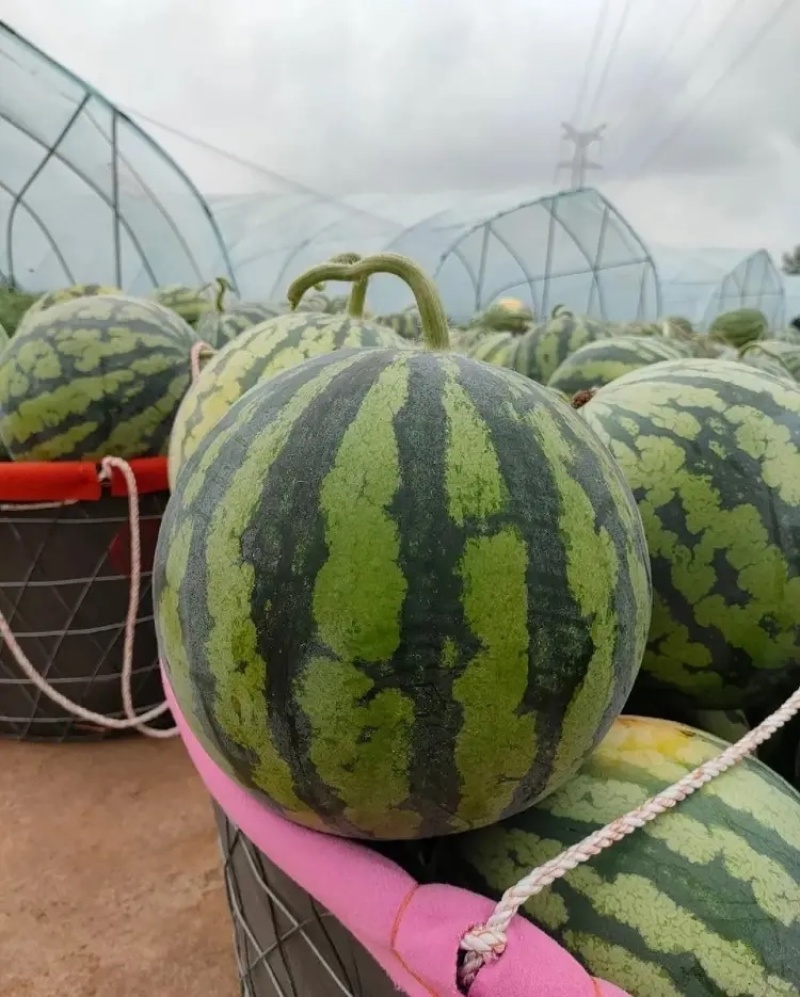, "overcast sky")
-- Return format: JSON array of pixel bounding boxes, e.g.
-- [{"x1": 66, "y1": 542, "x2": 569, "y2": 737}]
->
[{"x1": 3, "y1": 0, "x2": 800, "y2": 257}]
